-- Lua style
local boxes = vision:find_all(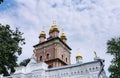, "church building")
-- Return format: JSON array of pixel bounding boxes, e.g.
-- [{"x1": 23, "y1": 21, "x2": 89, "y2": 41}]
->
[
  {"x1": 2, "y1": 22, "x2": 107, "y2": 78},
  {"x1": 33, "y1": 21, "x2": 71, "y2": 68}
]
